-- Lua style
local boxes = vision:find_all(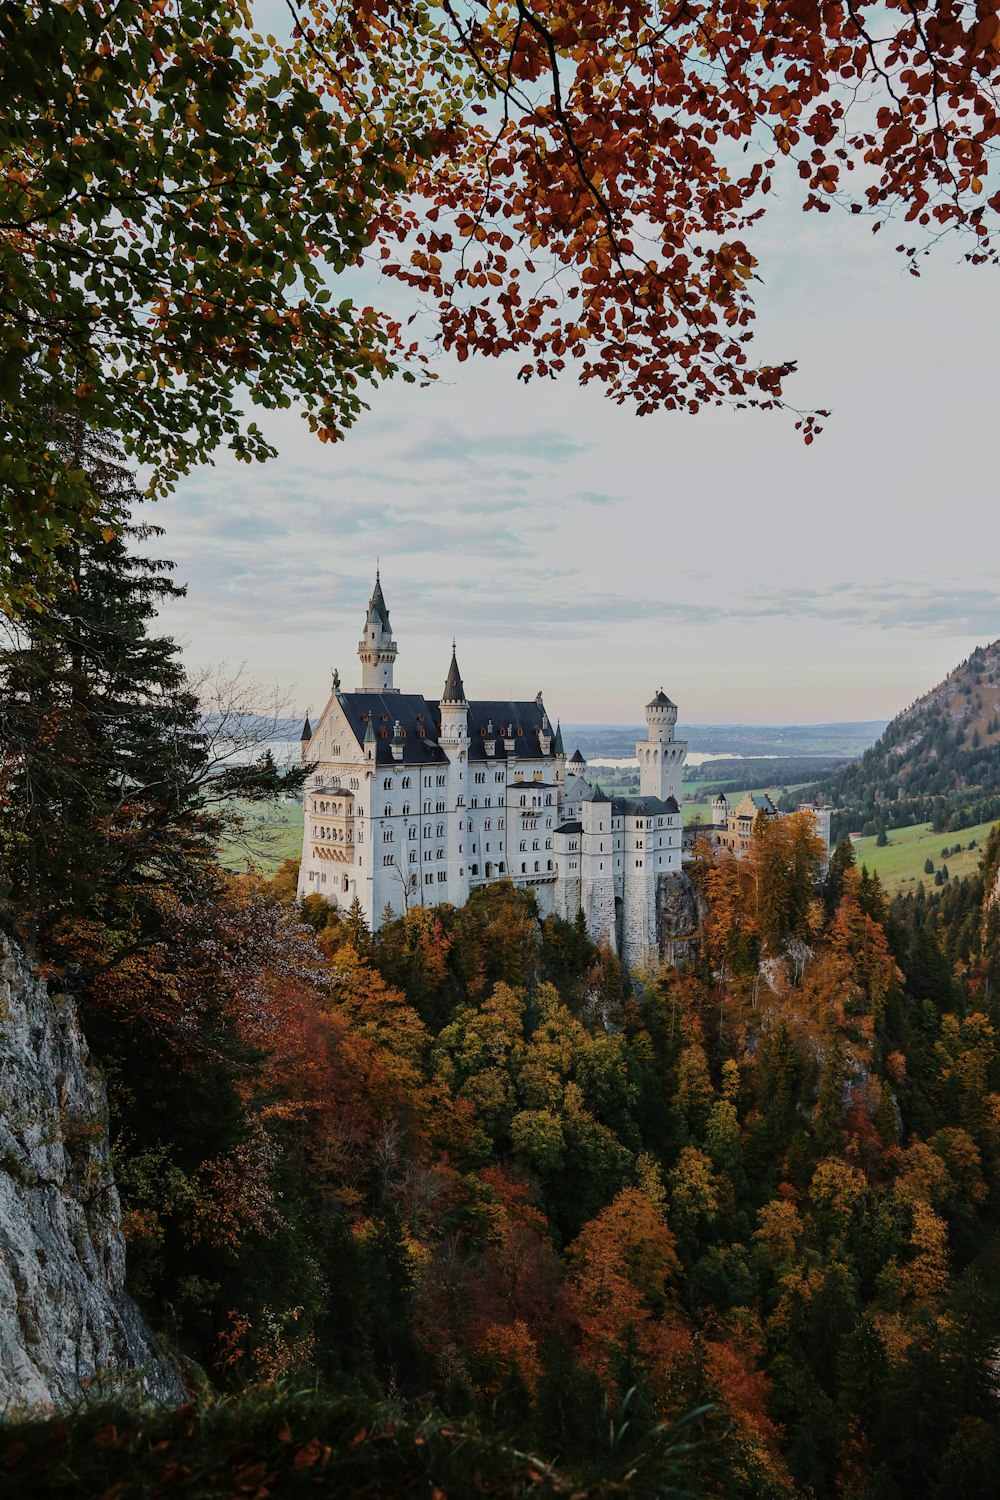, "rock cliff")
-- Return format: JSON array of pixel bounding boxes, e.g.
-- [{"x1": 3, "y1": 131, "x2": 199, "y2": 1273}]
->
[{"x1": 0, "y1": 932, "x2": 183, "y2": 1410}]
